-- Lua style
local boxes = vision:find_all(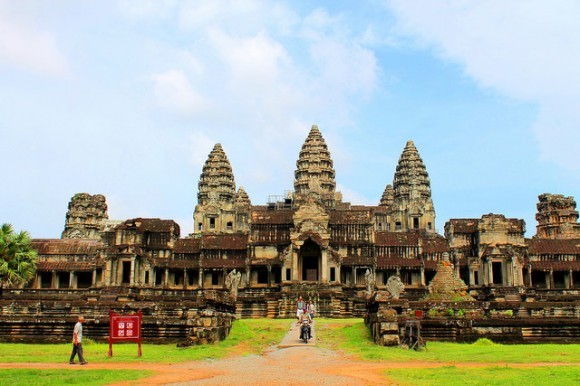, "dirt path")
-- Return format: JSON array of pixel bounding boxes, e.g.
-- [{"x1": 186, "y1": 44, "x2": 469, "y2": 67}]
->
[{"x1": 1, "y1": 322, "x2": 578, "y2": 385}]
